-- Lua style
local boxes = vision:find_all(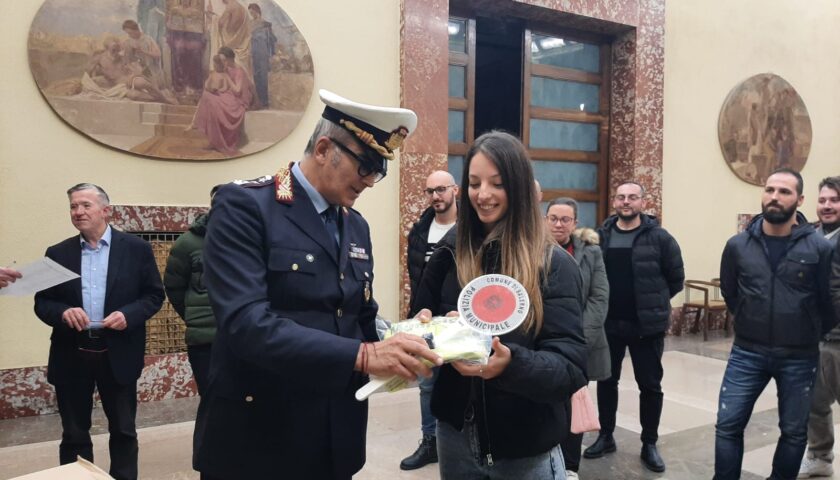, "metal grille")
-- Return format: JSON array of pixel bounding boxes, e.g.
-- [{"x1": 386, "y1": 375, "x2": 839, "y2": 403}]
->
[{"x1": 136, "y1": 232, "x2": 186, "y2": 355}]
